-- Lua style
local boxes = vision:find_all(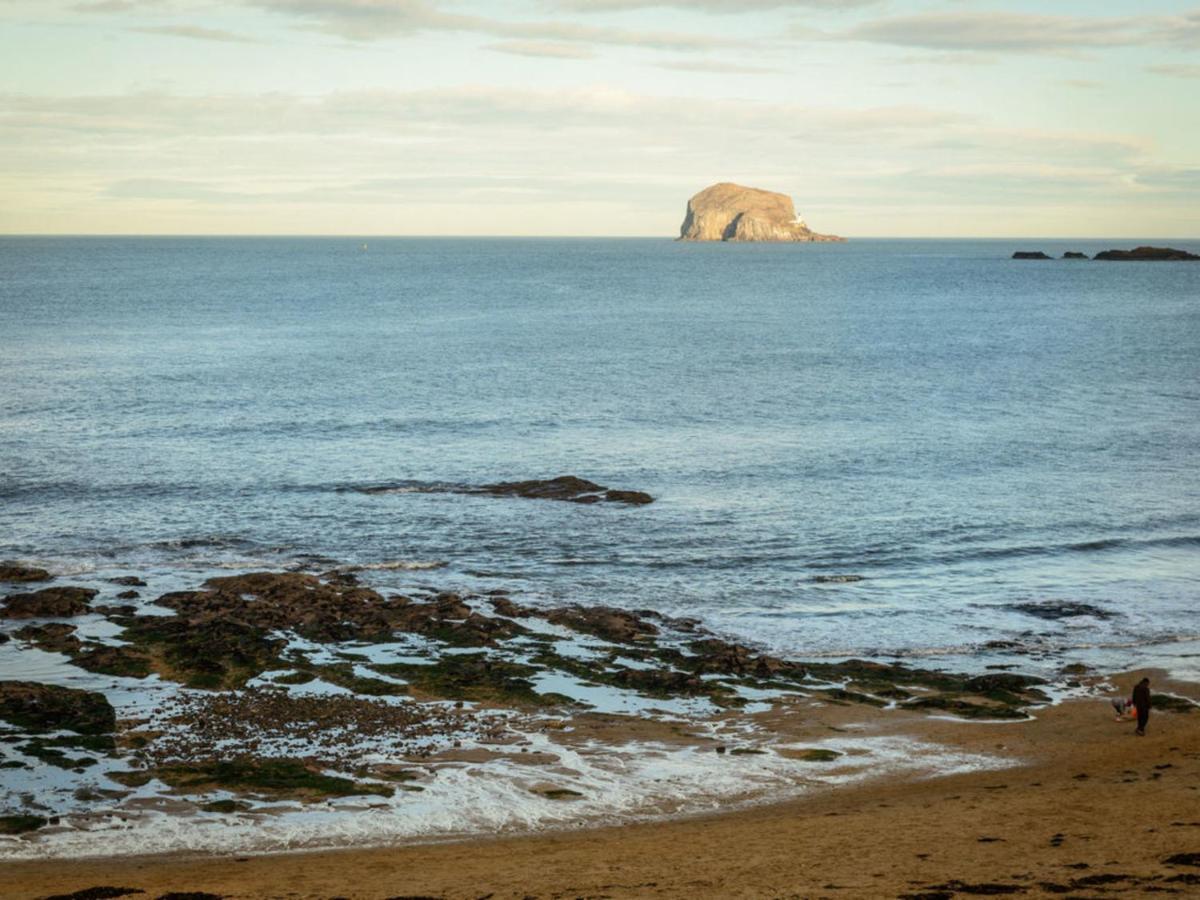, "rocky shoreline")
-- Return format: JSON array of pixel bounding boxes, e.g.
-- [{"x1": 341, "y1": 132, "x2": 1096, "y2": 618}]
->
[{"x1": 2, "y1": 563, "x2": 1196, "y2": 857}]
